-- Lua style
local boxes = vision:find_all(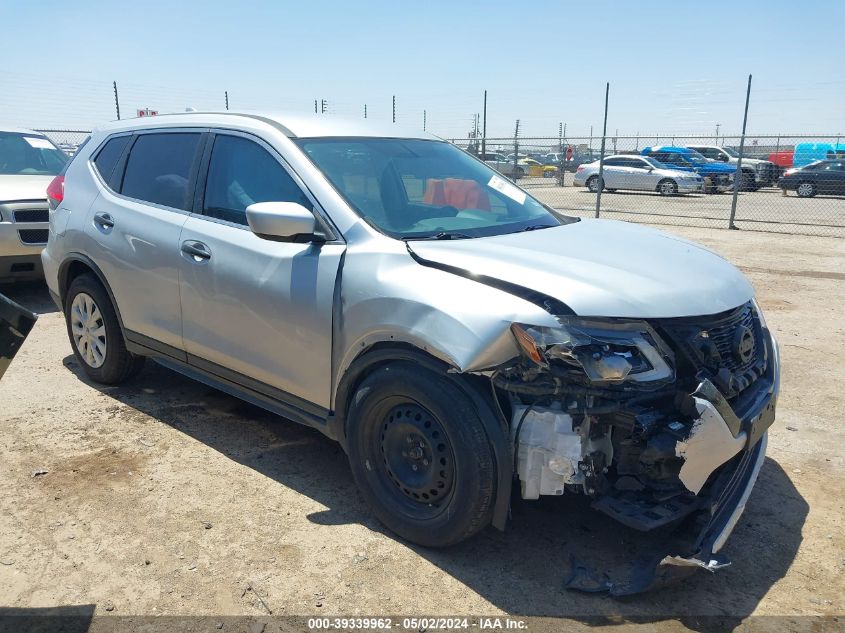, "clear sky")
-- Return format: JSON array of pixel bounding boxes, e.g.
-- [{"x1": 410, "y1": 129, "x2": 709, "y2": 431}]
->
[{"x1": 1, "y1": 0, "x2": 843, "y2": 139}]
